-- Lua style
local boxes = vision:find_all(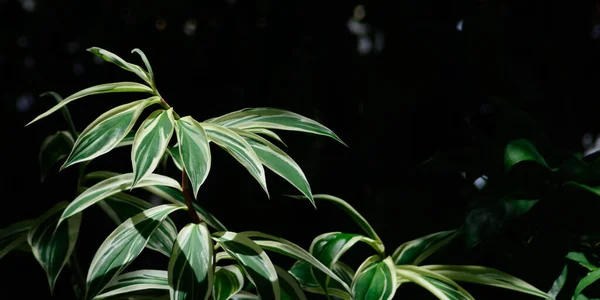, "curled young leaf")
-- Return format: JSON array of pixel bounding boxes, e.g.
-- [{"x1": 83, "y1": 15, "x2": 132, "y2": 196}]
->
[
  {"x1": 213, "y1": 265, "x2": 245, "y2": 300},
  {"x1": 351, "y1": 256, "x2": 397, "y2": 300},
  {"x1": 88, "y1": 47, "x2": 152, "y2": 85}
]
